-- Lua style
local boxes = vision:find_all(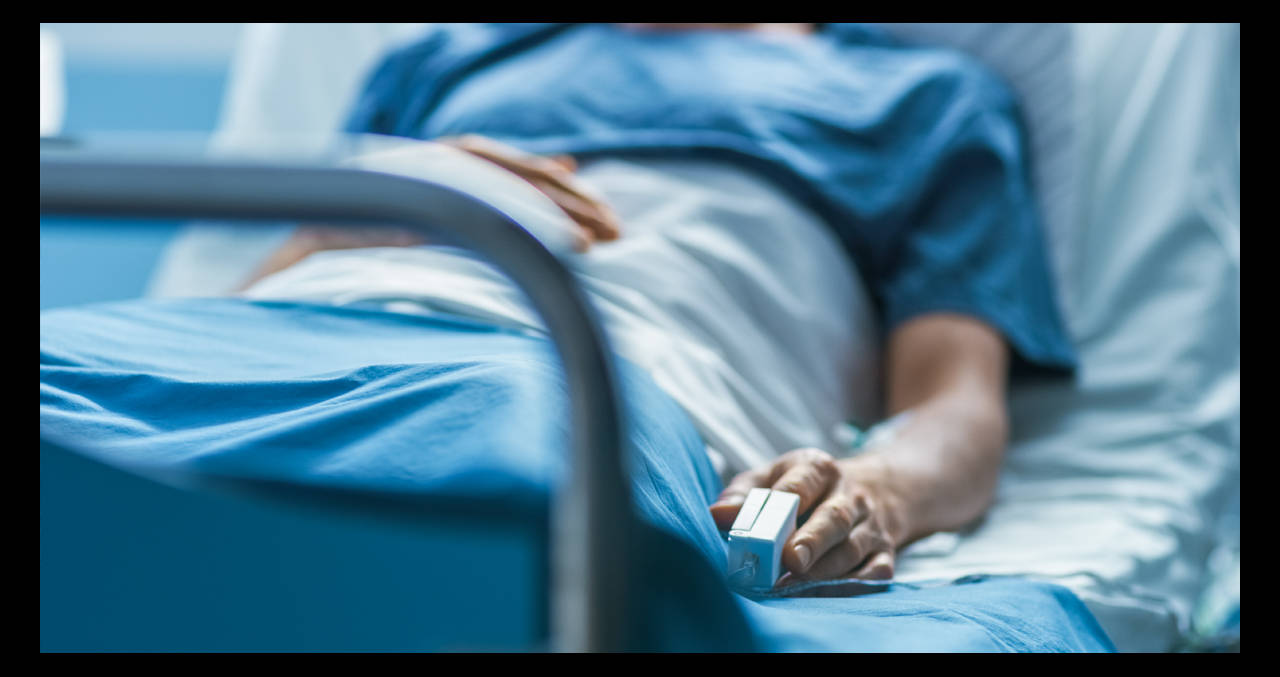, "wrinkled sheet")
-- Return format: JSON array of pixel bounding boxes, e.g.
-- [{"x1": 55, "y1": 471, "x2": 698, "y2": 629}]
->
[{"x1": 41, "y1": 298, "x2": 1113, "y2": 651}]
